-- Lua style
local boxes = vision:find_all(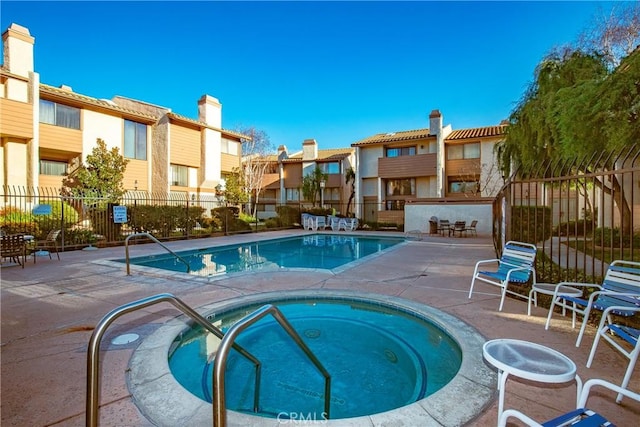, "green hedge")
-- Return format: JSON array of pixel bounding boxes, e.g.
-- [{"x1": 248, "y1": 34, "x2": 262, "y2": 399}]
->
[{"x1": 510, "y1": 205, "x2": 552, "y2": 244}]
